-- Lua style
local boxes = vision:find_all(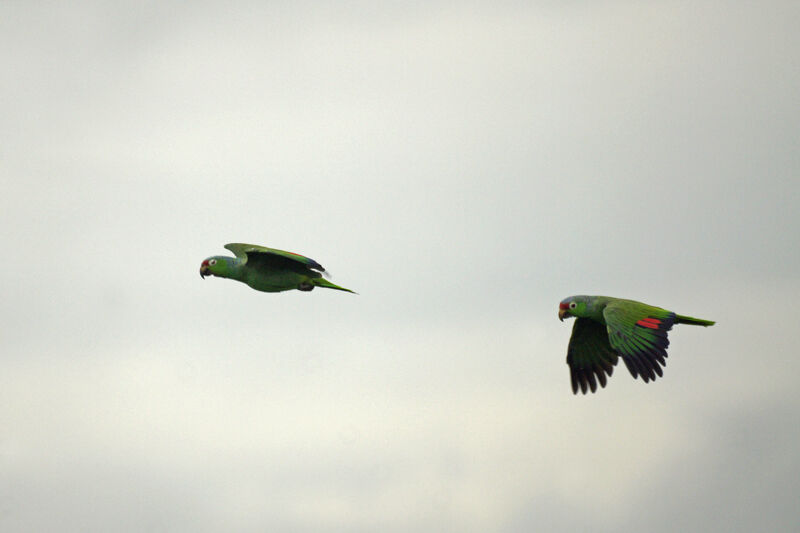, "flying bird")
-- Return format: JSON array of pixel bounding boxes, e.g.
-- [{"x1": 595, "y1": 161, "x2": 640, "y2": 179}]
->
[
  {"x1": 200, "y1": 243, "x2": 355, "y2": 294},
  {"x1": 558, "y1": 295, "x2": 714, "y2": 394}
]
